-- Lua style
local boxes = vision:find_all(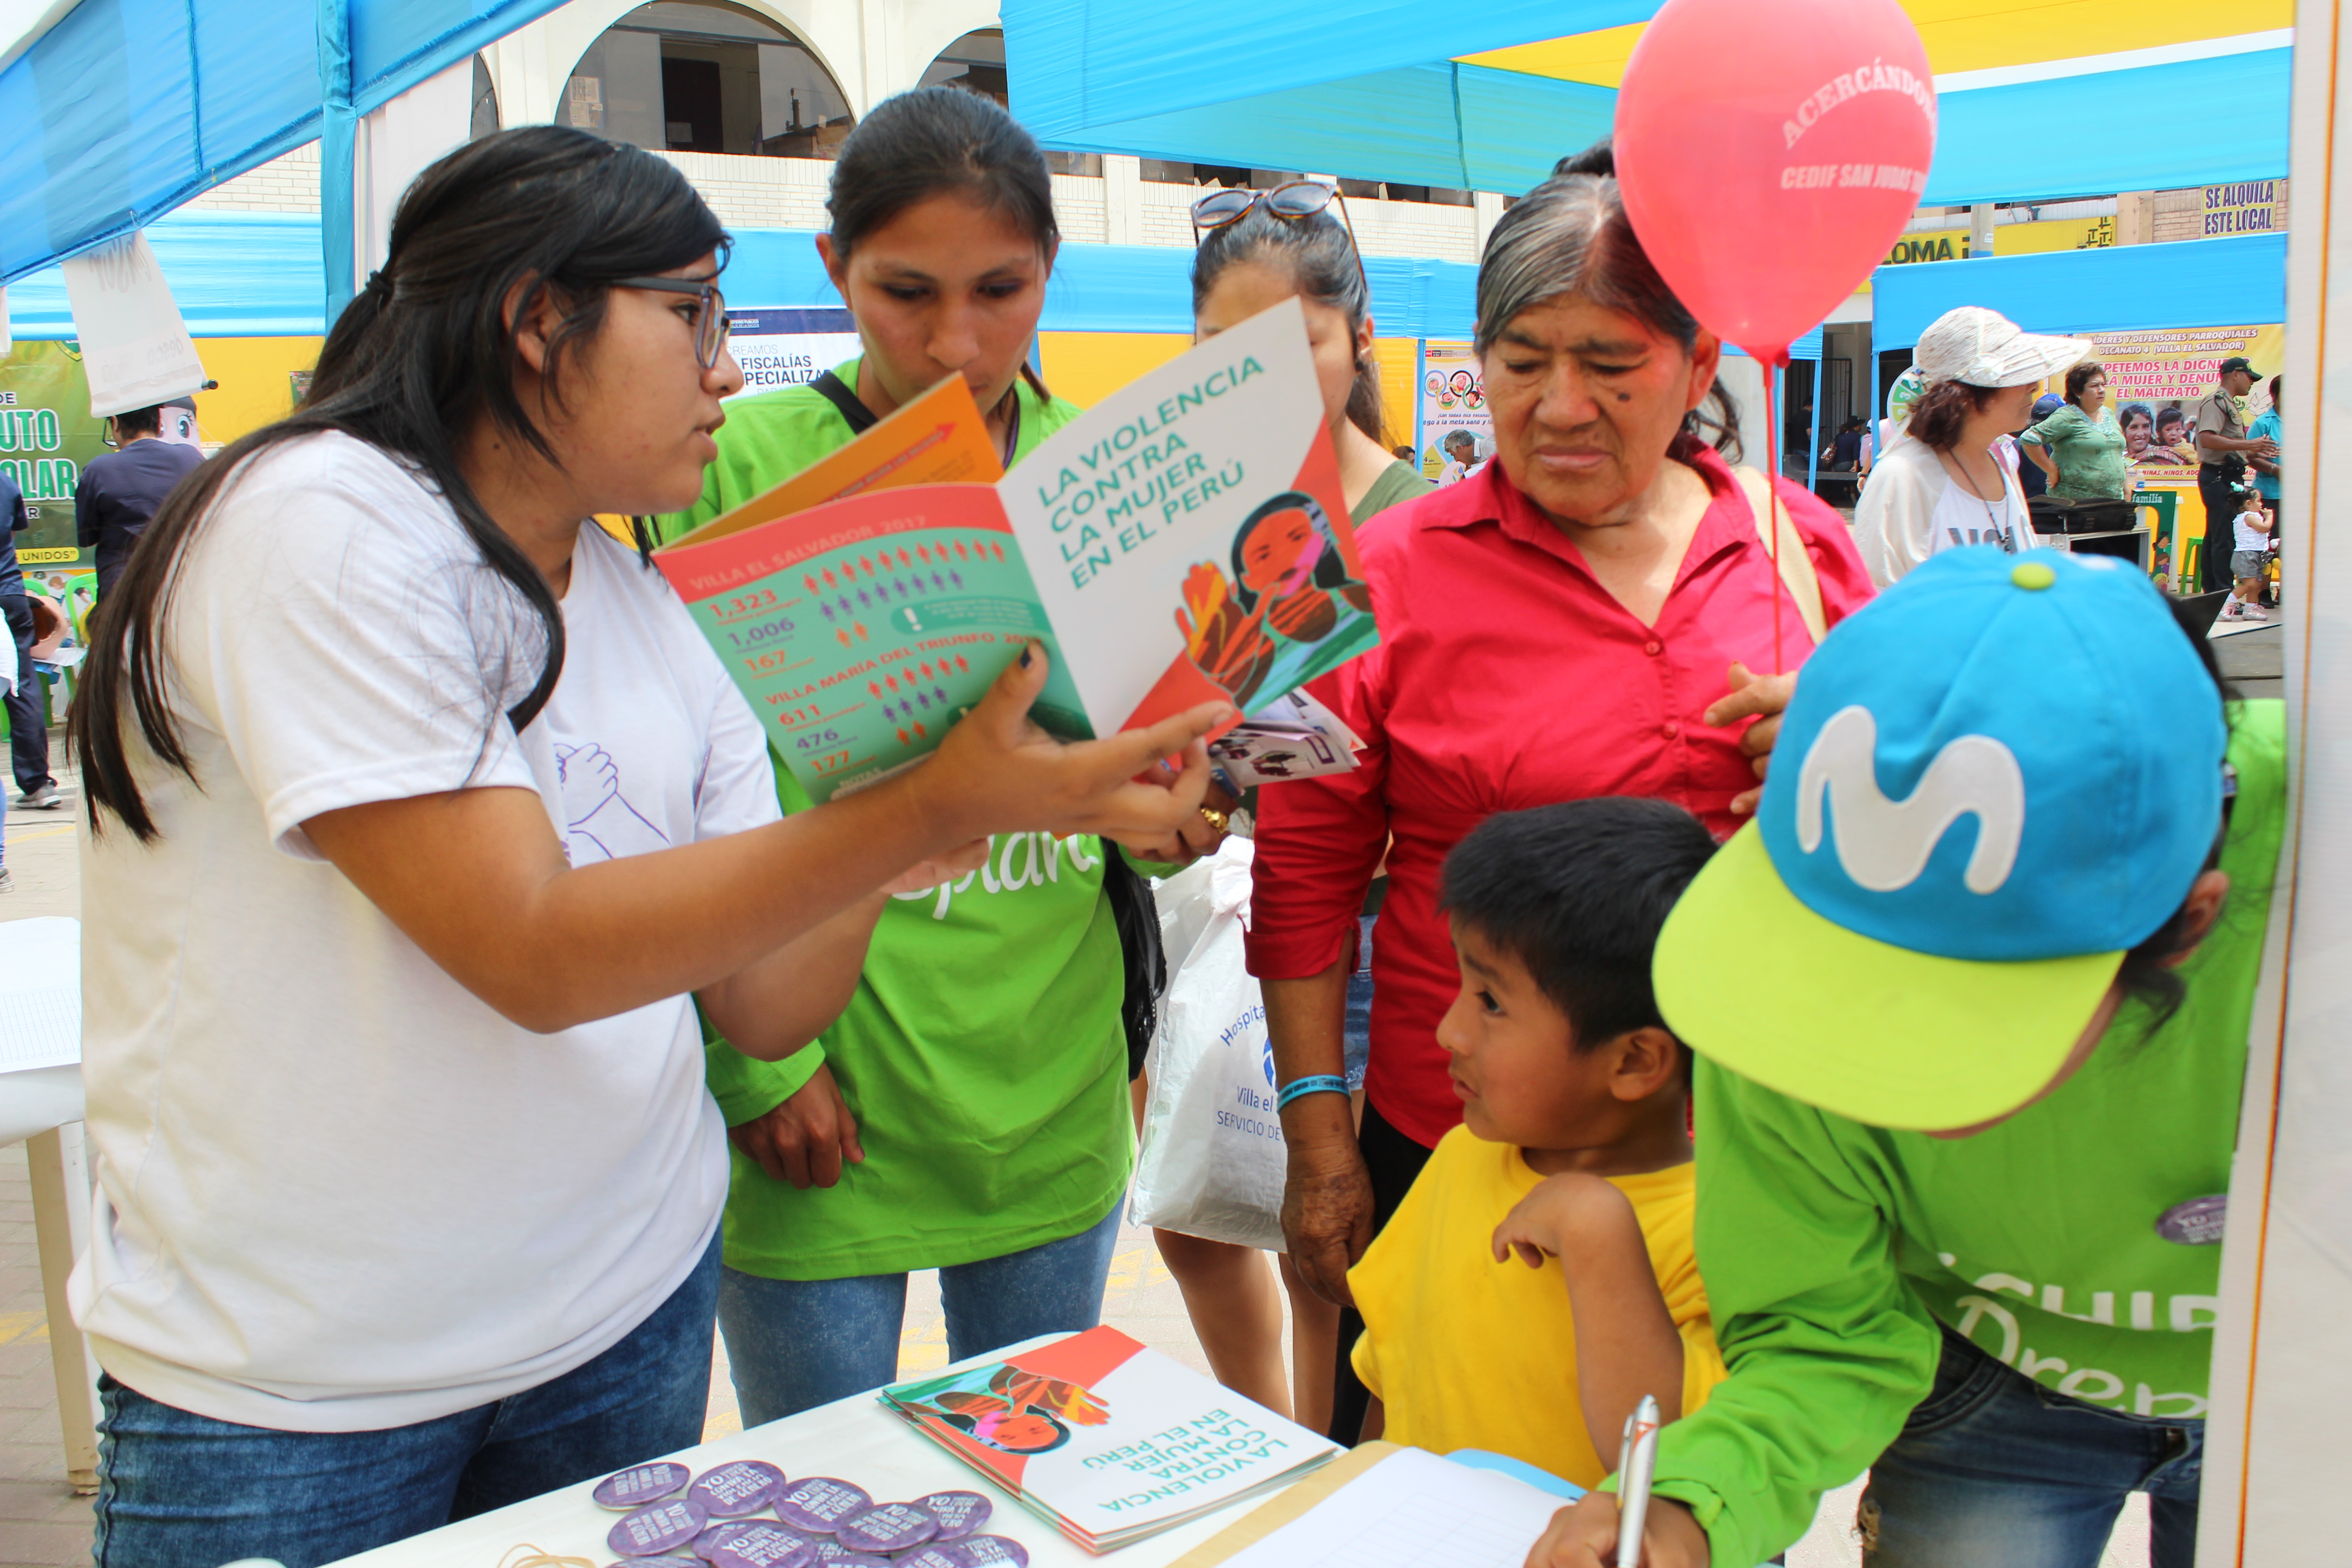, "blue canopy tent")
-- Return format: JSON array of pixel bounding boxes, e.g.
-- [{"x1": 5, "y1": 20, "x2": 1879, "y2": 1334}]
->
[
  {"x1": 0, "y1": 0, "x2": 583, "y2": 315},
  {"x1": 1868, "y1": 230, "x2": 2289, "y2": 444},
  {"x1": 1002, "y1": 0, "x2": 2292, "y2": 207}
]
